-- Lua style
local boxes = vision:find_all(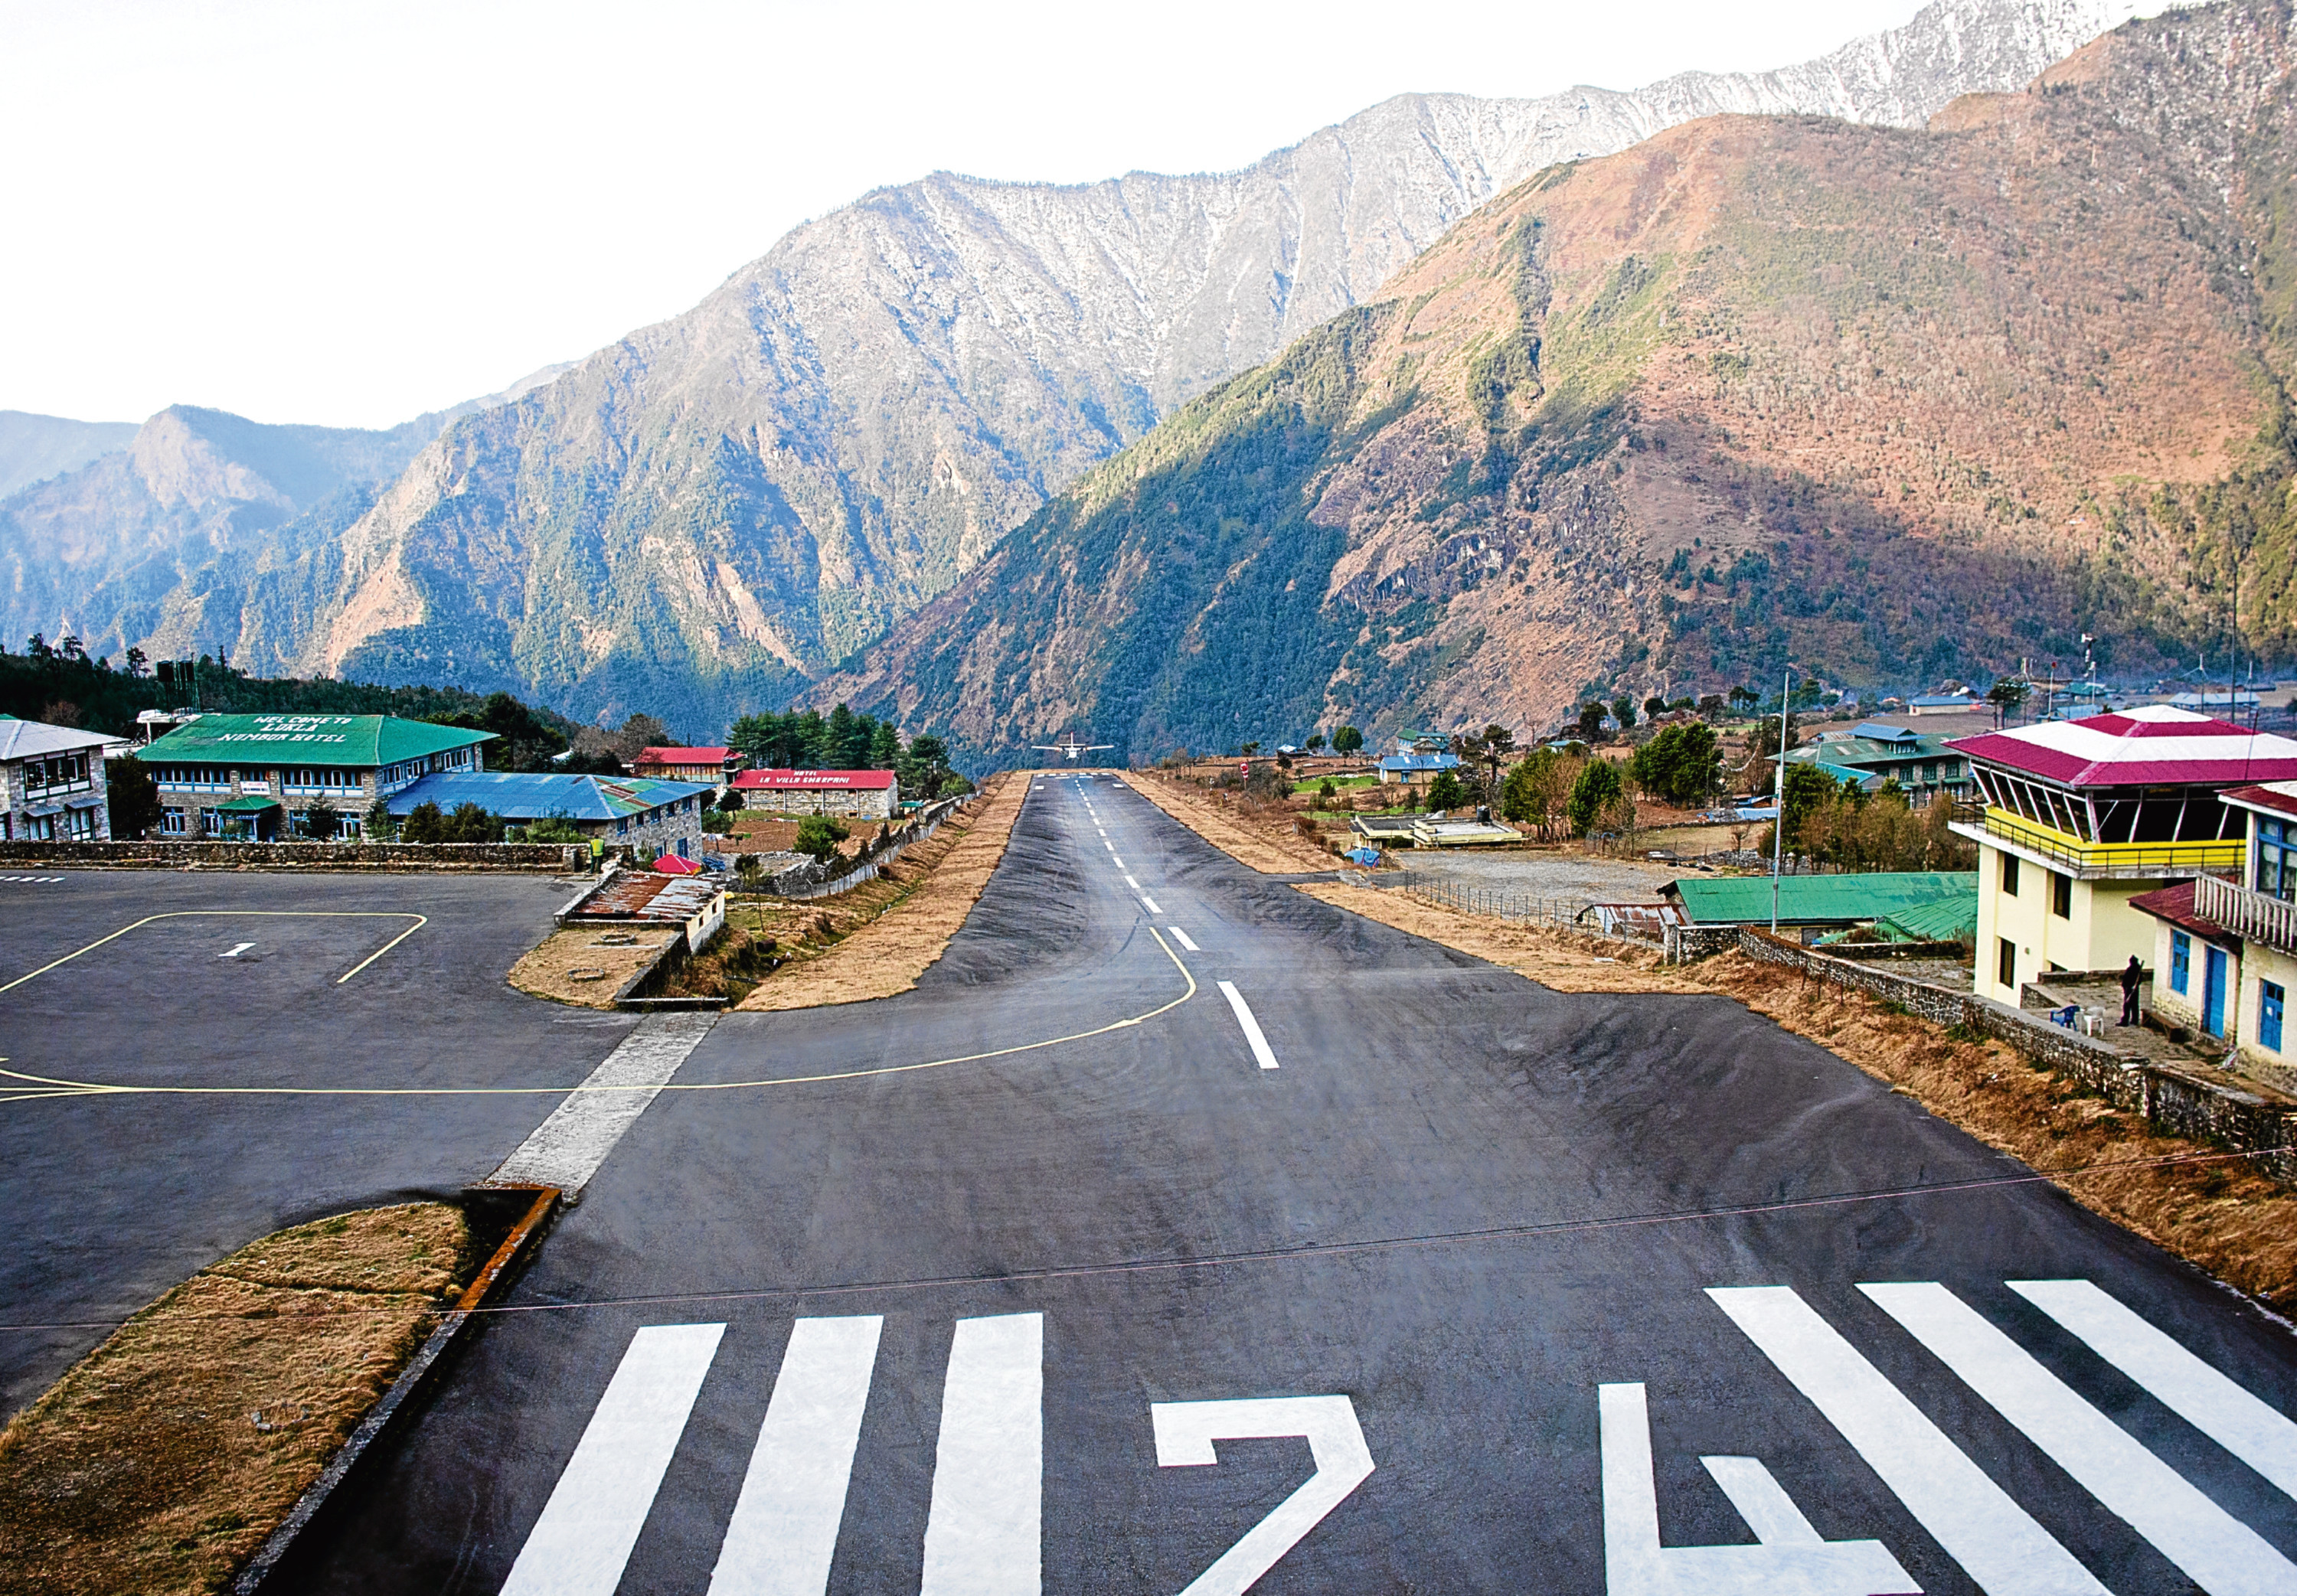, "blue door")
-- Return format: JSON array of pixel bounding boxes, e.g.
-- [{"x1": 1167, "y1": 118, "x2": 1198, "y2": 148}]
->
[{"x1": 2204, "y1": 945, "x2": 2228, "y2": 1038}]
